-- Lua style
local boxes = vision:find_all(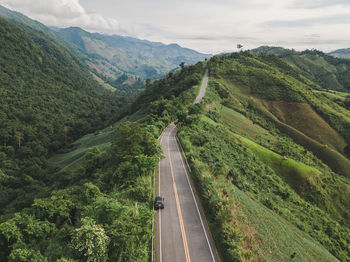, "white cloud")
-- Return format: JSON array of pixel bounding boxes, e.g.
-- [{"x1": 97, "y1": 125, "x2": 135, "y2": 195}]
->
[{"x1": 0, "y1": 0, "x2": 124, "y2": 34}]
